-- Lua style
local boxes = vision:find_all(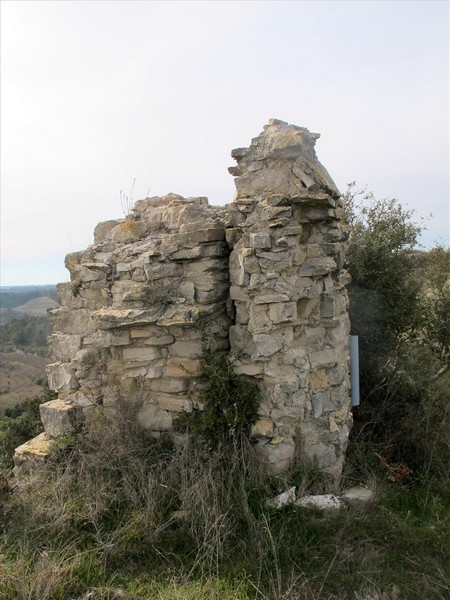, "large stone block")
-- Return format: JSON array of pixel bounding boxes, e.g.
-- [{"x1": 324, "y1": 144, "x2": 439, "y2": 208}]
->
[
  {"x1": 47, "y1": 362, "x2": 79, "y2": 393},
  {"x1": 49, "y1": 333, "x2": 82, "y2": 361},
  {"x1": 40, "y1": 399, "x2": 83, "y2": 437},
  {"x1": 137, "y1": 403, "x2": 172, "y2": 431}
]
